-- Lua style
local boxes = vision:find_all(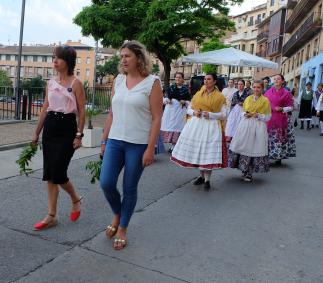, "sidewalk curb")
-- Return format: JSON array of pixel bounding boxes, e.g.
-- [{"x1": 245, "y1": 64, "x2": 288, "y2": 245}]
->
[
  {"x1": 0, "y1": 141, "x2": 30, "y2": 151},
  {"x1": 0, "y1": 119, "x2": 37, "y2": 125}
]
